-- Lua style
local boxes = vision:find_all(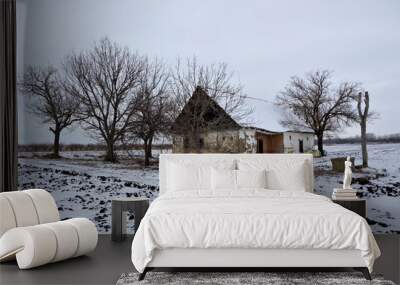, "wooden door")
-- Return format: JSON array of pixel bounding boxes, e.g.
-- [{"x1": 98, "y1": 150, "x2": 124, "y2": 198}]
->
[
  {"x1": 257, "y1": 139, "x2": 263, "y2": 153},
  {"x1": 299, "y1": 139, "x2": 304, "y2": 153}
]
